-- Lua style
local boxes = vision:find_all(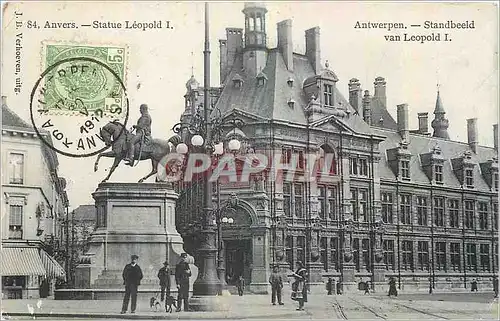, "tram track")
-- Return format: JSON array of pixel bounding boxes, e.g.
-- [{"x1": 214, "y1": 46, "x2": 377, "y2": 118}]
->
[{"x1": 372, "y1": 296, "x2": 449, "y2": 320}]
